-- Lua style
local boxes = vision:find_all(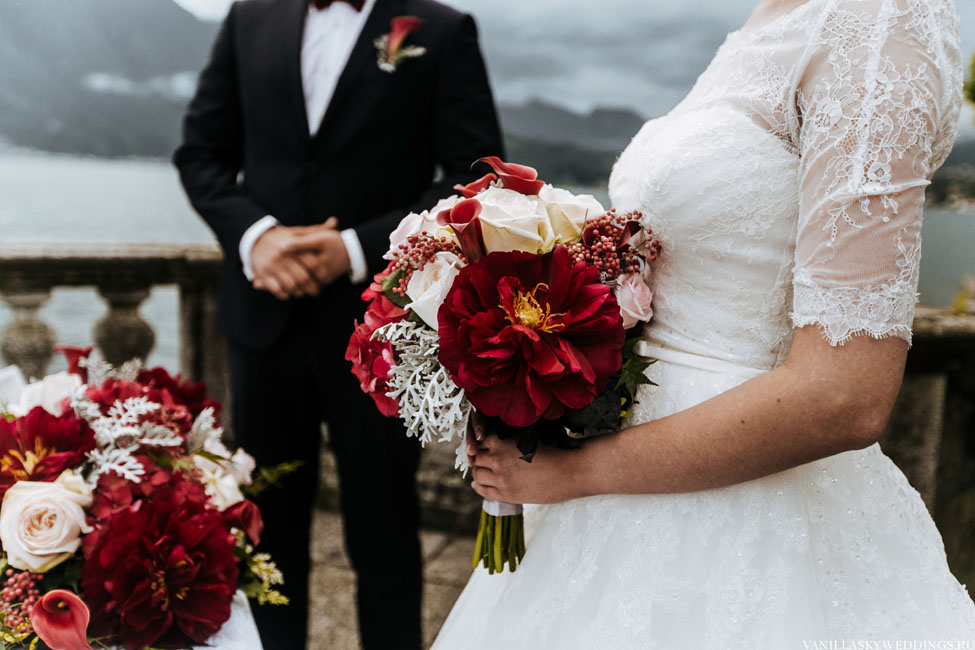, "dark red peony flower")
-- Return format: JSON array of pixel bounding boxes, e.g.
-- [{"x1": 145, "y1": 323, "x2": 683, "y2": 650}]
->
[
  {"x1": 87, "y1": 457, "x2": 171, "y2": 524},
  {"x1": 438, "y1": 246, "x2": 625, "y2": 426},
  {"x1": 81, "y1": 471, "x2": 238, "y2": 650},
  {"x1": 0, "y1": 408, "x2": 95, "y2": 498},
  {"x1": 135, "y1": 368, "x2": 220, "y2": 422}
]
